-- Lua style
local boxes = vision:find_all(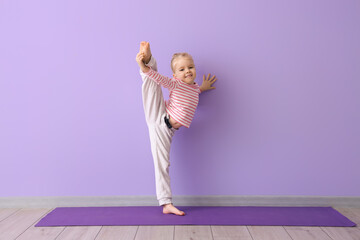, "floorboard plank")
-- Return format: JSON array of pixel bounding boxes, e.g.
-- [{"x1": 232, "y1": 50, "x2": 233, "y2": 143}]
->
[
  {"x1": 16, "y1": 208, "x2": 65, "y2": 240},
  {"x1": 321, "y1": 226, "x2": 360, "y2": 240},
  {"x1": 211, "y1": 226, "x2": 252, "y2": 240},
  {"x1": 95, "y1": 226, "x2": 138, "y2": 240},
  {"x1": 0, "y1": 208, "x2": 50, "y2": 240},
  {"x1": 174, "y1": 226, "x2": 213, "y2": 240},
  {"x1": 135, "y1": 226, "x2": 174, "y2": 240},
  {"x1": 0, "y1": 208, "x2": 20, "y2": 222},
  {"x1": 284, "y1": 226, "x2": 333, "y2": 240},
  {"x1": 55, "y1": 226, "x2": 102, "y2": 240},
  {"x1": 247, "y1": 226, "x2": 293, "y2": 240}
]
